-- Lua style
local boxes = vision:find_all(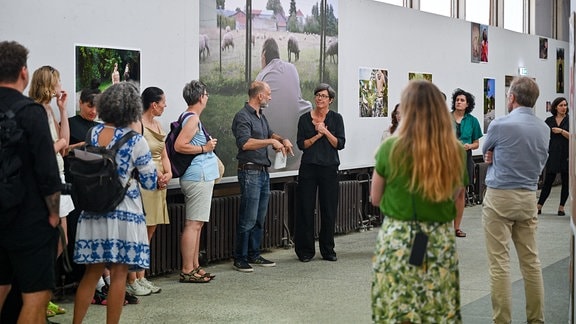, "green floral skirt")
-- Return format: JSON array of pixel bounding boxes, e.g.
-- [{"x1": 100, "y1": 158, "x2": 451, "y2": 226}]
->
[{"x1": 371, "y1": 217, "x2": 461, "y2": 323}]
